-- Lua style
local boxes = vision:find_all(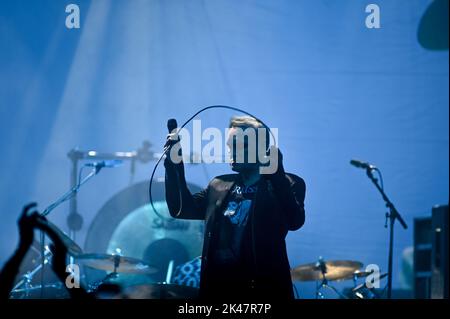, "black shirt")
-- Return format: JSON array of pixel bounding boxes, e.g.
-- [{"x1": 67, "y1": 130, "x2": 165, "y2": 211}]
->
[{"x1": 212, "y1": 181, "x2": 258, "y2": 280}]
